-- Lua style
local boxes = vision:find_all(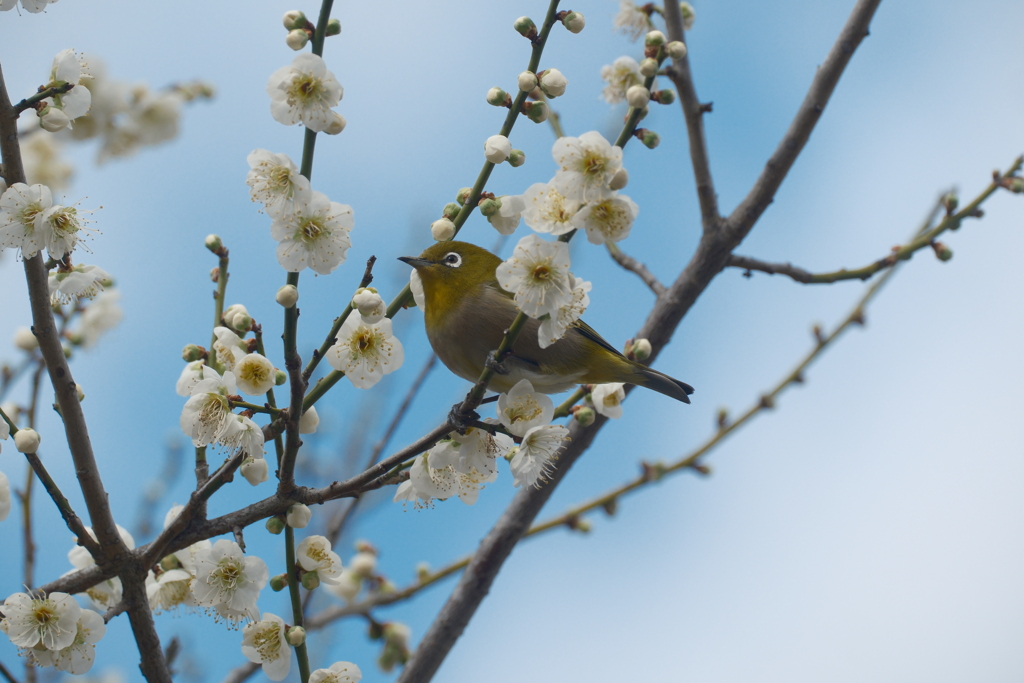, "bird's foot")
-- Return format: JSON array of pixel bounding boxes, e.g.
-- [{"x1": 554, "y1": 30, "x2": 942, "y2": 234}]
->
[
  {"x1": 485, "y1": 350, "x2": 510, "y2": 375},
  {"x1": 447, "y1": 403, "x2": 480, "y2": 434}
]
